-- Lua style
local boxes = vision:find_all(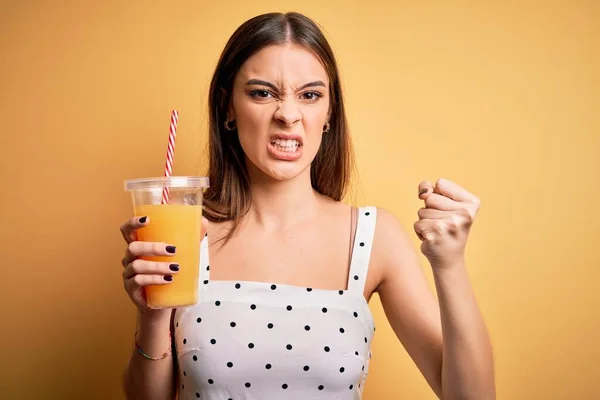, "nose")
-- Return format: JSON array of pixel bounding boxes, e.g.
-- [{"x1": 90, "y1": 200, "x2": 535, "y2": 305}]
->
[{"x1": 273, "y1": 99, "x2": 302, "y2": 127}]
